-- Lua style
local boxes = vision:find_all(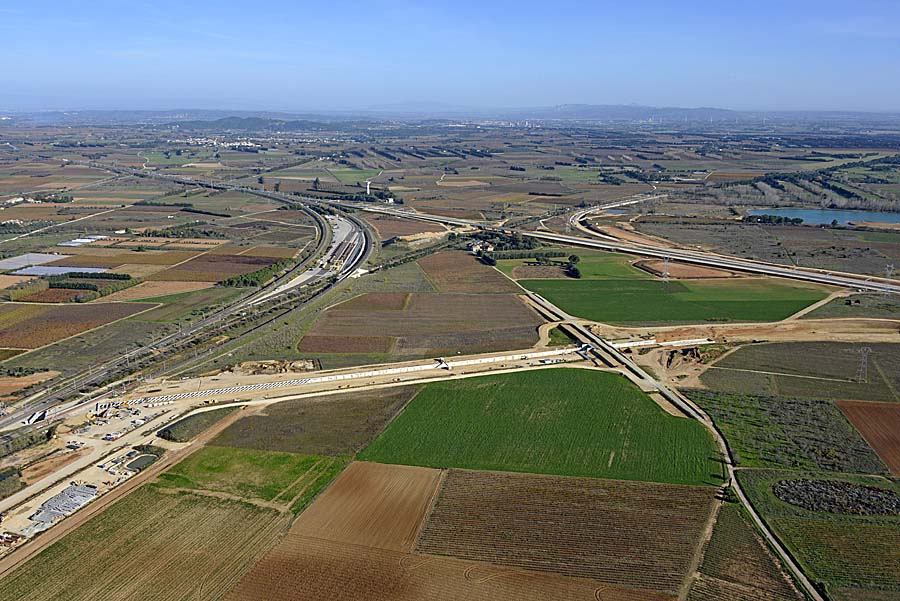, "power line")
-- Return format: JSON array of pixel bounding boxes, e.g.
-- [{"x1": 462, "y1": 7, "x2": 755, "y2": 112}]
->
[{"x1": 845, "y1": 347, "x2": 872, "y2": 384}]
